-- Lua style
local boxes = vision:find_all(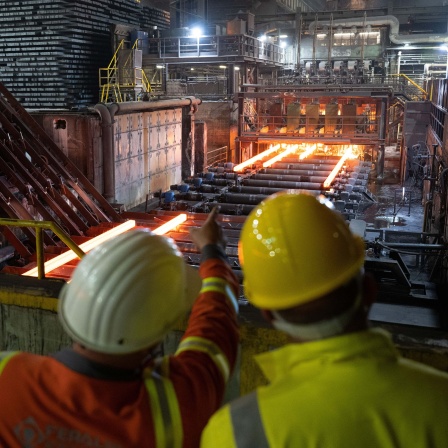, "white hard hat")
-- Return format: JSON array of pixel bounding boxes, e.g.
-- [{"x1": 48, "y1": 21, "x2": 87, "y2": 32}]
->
[{"x1": 58, "y1": 229, "x2": 201, "y2": 354}]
